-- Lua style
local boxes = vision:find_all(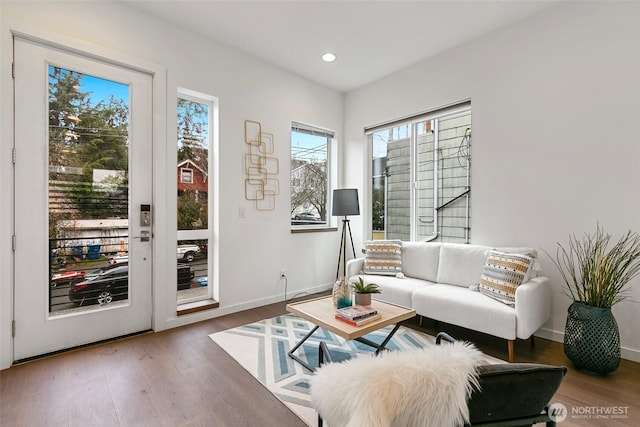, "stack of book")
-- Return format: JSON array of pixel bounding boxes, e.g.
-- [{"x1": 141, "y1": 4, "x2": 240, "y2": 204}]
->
[{"x1": 335, "y1": 305, "x2": 381, "y2": 326}]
